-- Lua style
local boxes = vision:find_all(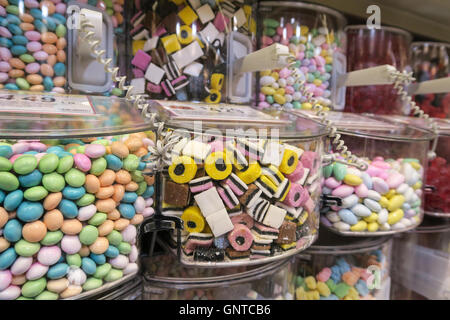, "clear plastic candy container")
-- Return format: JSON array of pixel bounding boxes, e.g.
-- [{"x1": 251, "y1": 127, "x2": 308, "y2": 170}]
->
[
  {"x1": 142, "y1": 252, "x2": 295, "y2": 300},
  {"x1": 148, "y1": 101, "x2": 327, "y2": 266},
  {"x1": 0, "y1": 92, "x2": 155, "y2": 300},
  {"x1": 411, "y1": 42, "x2": 450, "y2": 119},
  {"x1": 316, "y1": 112, "x2": 433, "y2": 235},
  {"x1": 295, "y1": 229, "x2": 392, "y2": 300},
  {"x1": 391, "y1": 216, "x2": 450, "y2": 300},
  {"x1": 127, "y1": 0, "x2": 256, "y2": 103},
  {"x1": 256, "y1": 1, "x2": 347, "y2": 110},
  {"x1": 345, "y1": 26, "x2": 412, "y2": 115}
]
